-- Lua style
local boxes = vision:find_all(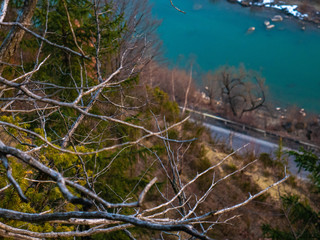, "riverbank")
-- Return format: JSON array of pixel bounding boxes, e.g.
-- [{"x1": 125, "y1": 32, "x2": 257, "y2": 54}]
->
[
  {"x1": 142, "y1": 60, "x2": 320, "y2": 148},
  {"x1": 230, "y1": 0, "x2": 320, "y2": 25}
]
